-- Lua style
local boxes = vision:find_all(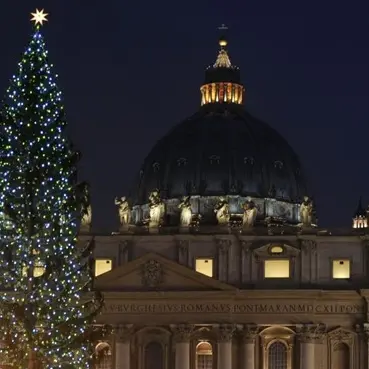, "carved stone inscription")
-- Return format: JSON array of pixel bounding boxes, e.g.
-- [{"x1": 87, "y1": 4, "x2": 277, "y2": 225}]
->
[{"x1": 104, "y1": 301, "x2": 362, "y2": 314}]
